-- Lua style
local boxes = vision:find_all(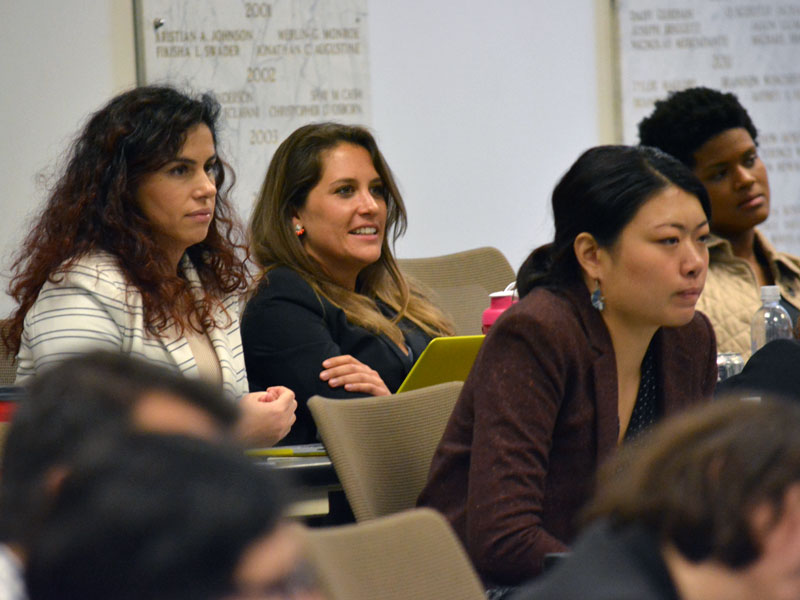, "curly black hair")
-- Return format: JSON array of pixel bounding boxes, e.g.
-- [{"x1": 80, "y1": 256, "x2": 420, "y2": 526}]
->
[
  {"x1": 4, "y1": 85, "x2": 249, "y2": 355},
  {"x1": 638, "y1": 87, "x2": 758, "y2": 167}
]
